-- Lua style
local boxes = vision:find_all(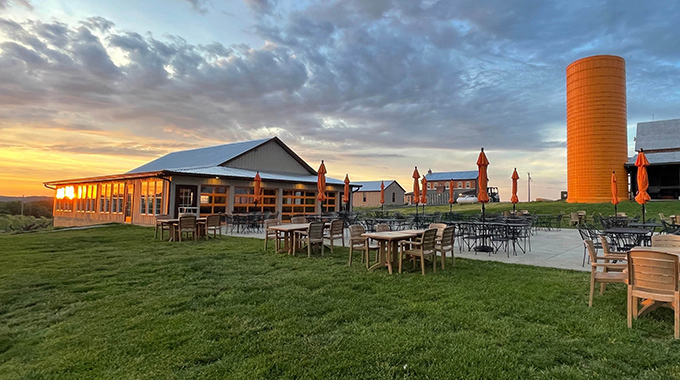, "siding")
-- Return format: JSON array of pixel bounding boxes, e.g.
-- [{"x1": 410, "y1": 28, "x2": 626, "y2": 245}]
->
[{"x1": 225, "y1": 139, "x2": 312, "y2": 175}]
